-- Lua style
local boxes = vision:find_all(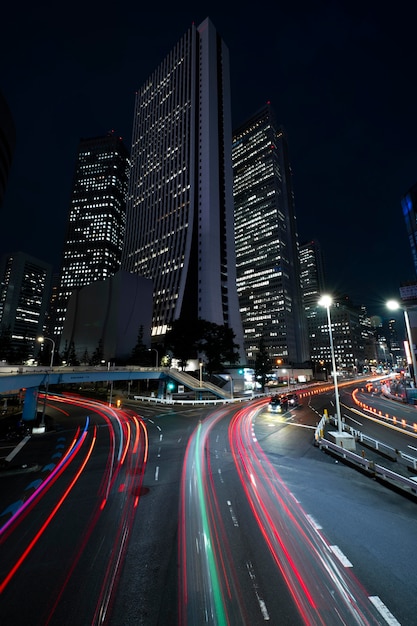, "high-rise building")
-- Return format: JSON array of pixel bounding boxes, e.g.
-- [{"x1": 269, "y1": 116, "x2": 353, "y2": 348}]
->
[
  {"x1": 0, "y1": 251, "x2": 52, "y2": 362},
  {"x1": 299, "y1": 239, "x2": 326, "y2": 316},
  {"x1": 121, "y1": 17, "x2": 244, "y2": 360},
  {"x1": 53, "y1": 132, "x2": 130, "y2": 343},
  {"x1": 402, "y1": 182, "x2": 417, "y2": 277},
  {"x1": 309, "y1": 295, "x2": 365, "y2": 376},
  {"x1": 232, "y1": 103, "x2": 309, "y2": 367}
]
